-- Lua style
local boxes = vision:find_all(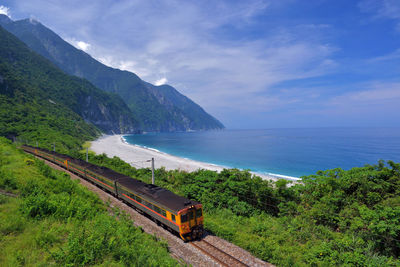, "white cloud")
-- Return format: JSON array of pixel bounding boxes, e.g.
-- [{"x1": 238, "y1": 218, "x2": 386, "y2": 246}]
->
[
  {"x1": 331, "y1": 82, "x2": 400, "y2": 104},
  {"x1": 359, "y1": 0, "x2": 400, "y2": 20},
  {"x1": 0, "y1": 5, "x2": 10, "y2": 17},
  {"x1": 29, "y1": 17, "x2": 39, "y2": 25},
  {"x1": 65, "y1": 37, "x2": 91, "y2": 52},
  {"x1": 118, "y1": 61, "x2": 136, "y2": 72},
  {"x1": 96, "y1": 56, "x2": 151, "y2": 77},
  {"x1": 154, "y1": 77, "x2": 168, "y2": 86},
  {"x1": 10, "y1": 0, "x2": 343, "y2": 127},
  {"x1": 97, "y1": 56, "x2": 113, "y2": 68},
  {"x1": 368, "y1": 48, "x2": 400, "y2": 62},
  {"x1": 359, "y1": 0, "x2": 400, "y2": 31},
  {"x1": 76, "y1": 41, "x2": 90, "y2": 51}
]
